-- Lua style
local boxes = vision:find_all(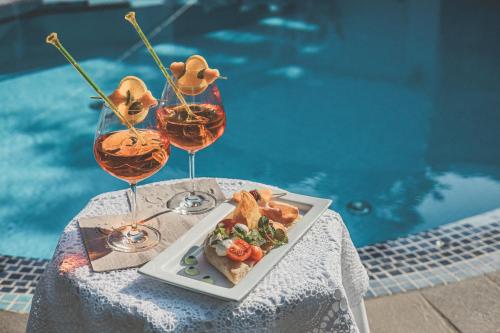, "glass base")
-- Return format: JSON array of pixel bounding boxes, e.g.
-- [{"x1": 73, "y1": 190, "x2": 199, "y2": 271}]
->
[
  {"x1": 167, "y1": 190, "x2": 217, "y2": 215},
  {"x1": 106, "y1": 224, "x2": 161, "y2": 253}
]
